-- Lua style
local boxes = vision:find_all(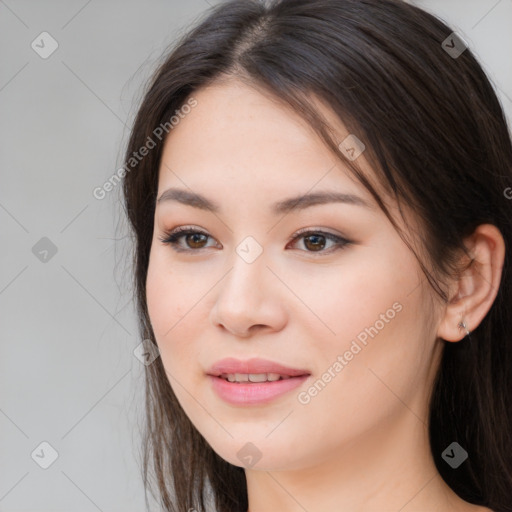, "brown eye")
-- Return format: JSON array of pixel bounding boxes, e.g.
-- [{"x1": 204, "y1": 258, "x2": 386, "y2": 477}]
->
[
  {"x1": 158, "y1": 227, "x2": 216, "y2": 252},
  {"x1": 288, "y1": 230, "x2": 350, "y2": 255},
  {"x1": 303, "y1": 234, "x2": 327, "y2": 251},
  {"x1": 185, "y1": 232, "x2": 208, "y2": 249}
]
